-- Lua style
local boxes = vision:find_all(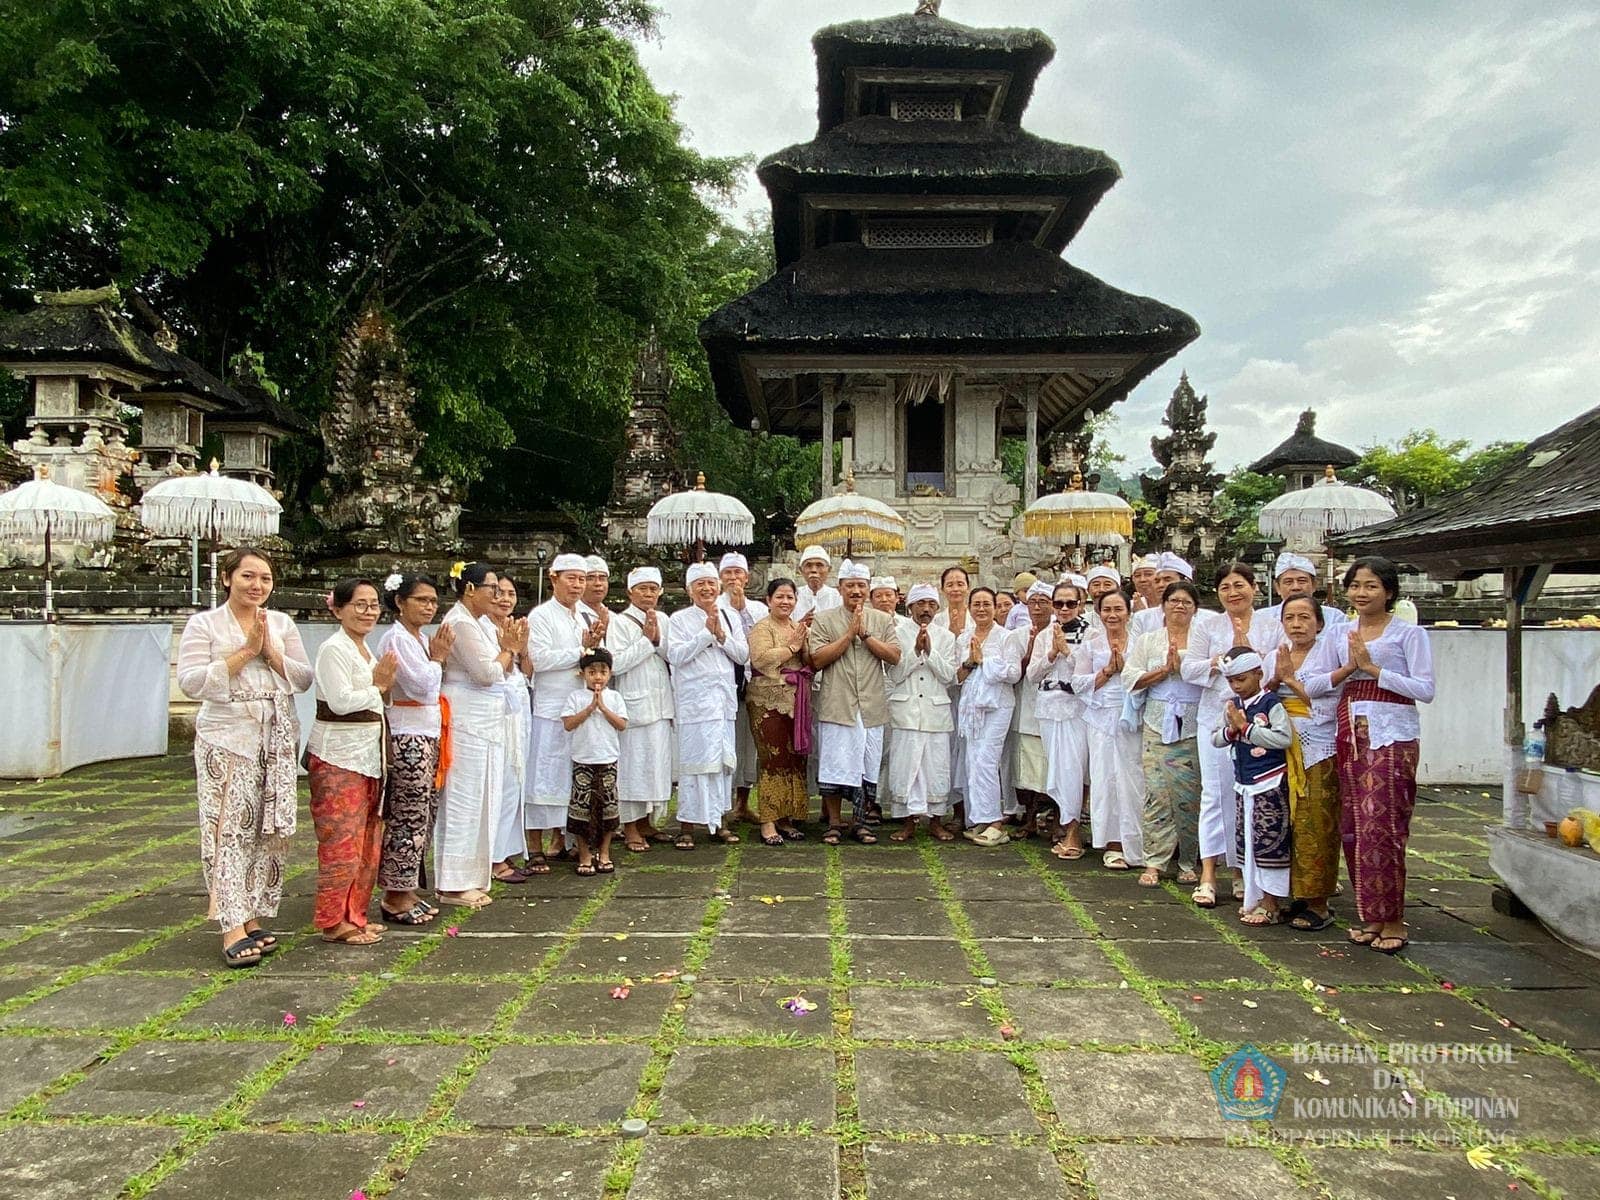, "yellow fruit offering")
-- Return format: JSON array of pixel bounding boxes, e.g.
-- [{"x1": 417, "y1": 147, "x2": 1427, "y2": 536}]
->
[{"x1": 1558, "y1": 816, "x2": 1585, "y2": 847}]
